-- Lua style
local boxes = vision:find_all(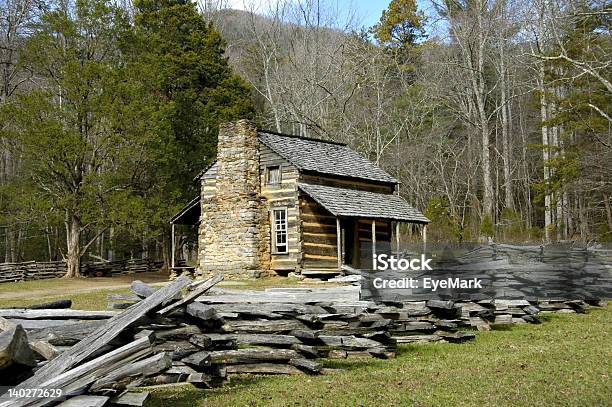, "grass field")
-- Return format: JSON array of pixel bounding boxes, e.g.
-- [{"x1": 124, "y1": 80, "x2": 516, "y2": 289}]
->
[
  {"x1": 0, "y1": 276, "x2": 609, "y2": 406},
  {"x1": 146, "y1": 306, "x2": 611, "y2": 407},
  {"x1": 0, "y1": 273, "x2": 336, "y2": 309}
]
